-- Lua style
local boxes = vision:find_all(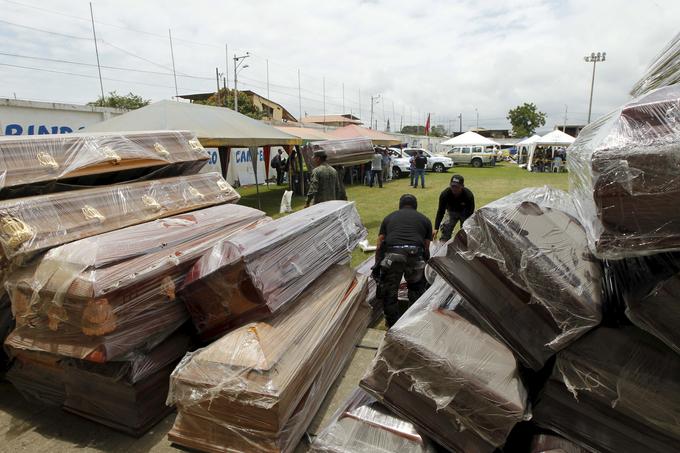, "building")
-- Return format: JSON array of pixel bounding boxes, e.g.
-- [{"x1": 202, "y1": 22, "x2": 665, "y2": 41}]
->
[
  {"x1": 301, "y1": 114, "x2": 363, "y2": 128},
  {"x1": 178, "y1": 90, "x2": 297, "y2": 123},
  {"x1": 554, "y1": 124, "x2": 585, "y2": 138},
  {"x1": 0, "y1": 98, "x2": 125, "y2": 136}
]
